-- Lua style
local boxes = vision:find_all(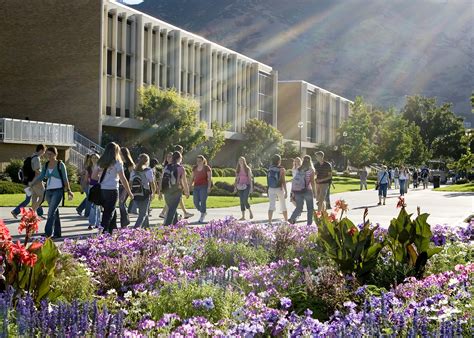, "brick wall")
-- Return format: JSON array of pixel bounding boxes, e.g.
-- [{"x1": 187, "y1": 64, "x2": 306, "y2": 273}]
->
[{"x1": 0, "y1": 0, "x2": 103, "y2": 142}]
